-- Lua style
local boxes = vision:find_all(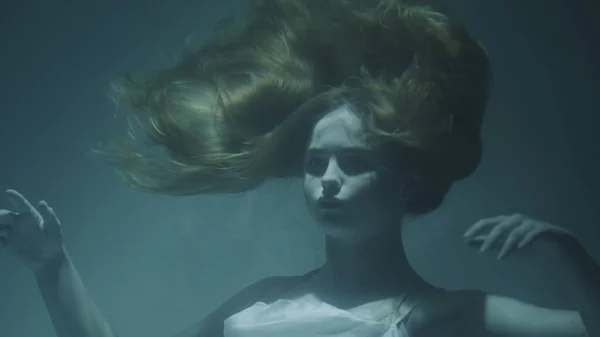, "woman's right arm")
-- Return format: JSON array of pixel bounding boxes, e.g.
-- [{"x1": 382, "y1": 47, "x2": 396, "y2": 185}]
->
[
  {"x1": 1, "y1": 189, "x2": 289, "y2": 337},
  {"x1": 0, "y1": 189, "x2": 121, "y2": 337},
  {"x1": 32, "y1": 247, "x2": 235, "y2": 337},
  {"x1": 32, "y1": 245, "x2": 281, "y2": 337},
  {"x1": 33, "y1": 248, "x2": 118, "y2": 337}
]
